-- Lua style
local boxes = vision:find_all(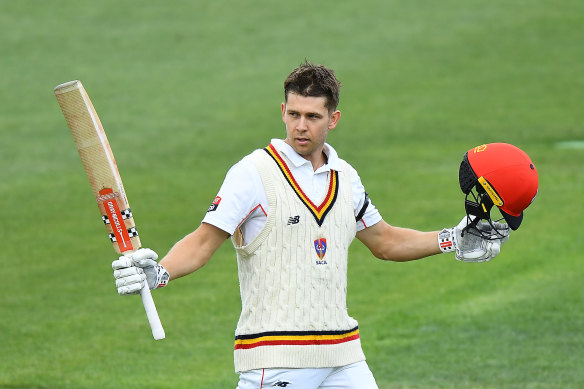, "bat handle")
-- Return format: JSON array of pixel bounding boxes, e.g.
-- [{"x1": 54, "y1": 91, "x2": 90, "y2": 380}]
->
[{"x1": 140, "y1": 283, "x2": 165, "y2": 340}]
